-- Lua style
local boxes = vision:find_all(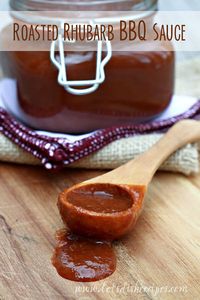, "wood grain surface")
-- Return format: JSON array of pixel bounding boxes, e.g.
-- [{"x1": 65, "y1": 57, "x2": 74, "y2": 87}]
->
[{"x1": 0, "y1": 163, "x2": 200, "y2": 300}]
